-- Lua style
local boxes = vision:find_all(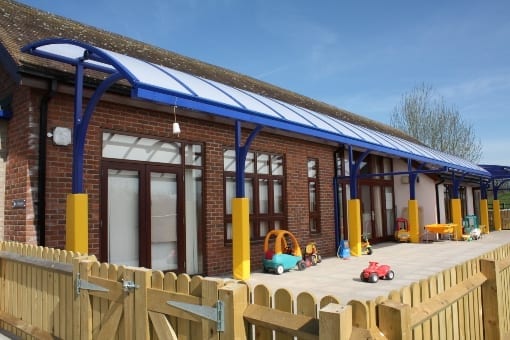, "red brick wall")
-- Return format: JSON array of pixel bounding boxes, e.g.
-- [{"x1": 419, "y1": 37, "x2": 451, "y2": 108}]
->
[
  {"x1": 44, "y1": 94, "x2": 74, "y2": 249},
  {"x1": 4, "y1": 86, "x2": 39, "y2": 244},
  {"x1": 7, "y1": 86, "x2": 338, "y2": 276}
]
